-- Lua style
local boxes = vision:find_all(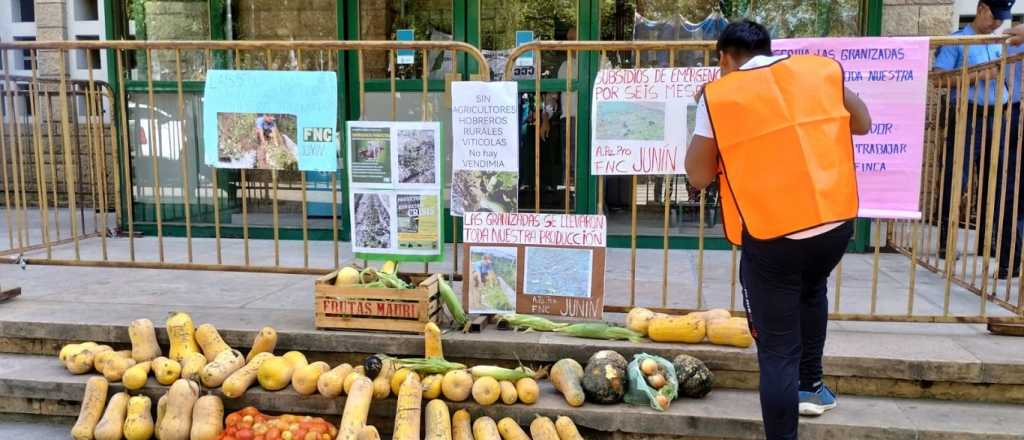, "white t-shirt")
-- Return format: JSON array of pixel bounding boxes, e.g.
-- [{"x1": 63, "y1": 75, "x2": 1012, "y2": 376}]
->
[{"x1": 693, "y1": 54, "x2": 843, "y2": 240}]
